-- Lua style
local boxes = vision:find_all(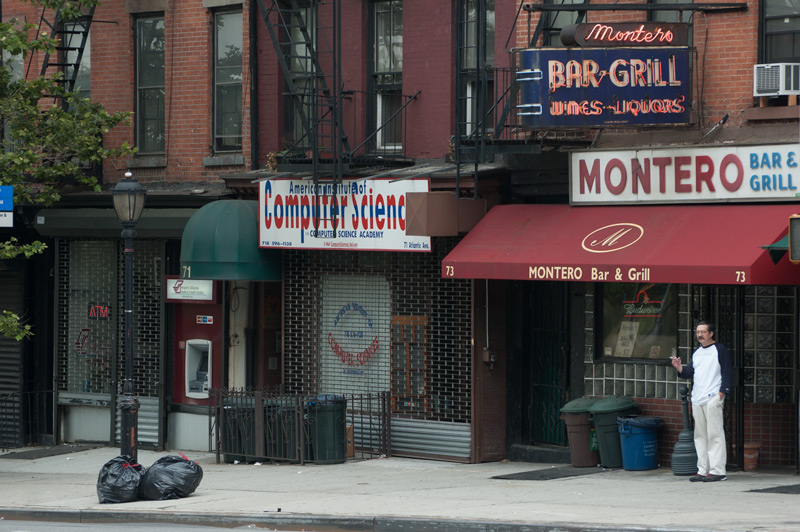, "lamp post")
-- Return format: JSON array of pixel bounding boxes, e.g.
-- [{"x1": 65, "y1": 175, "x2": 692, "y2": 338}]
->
[{"x1": 112, "y1": 171, "x2": 147, "y2": 462}]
